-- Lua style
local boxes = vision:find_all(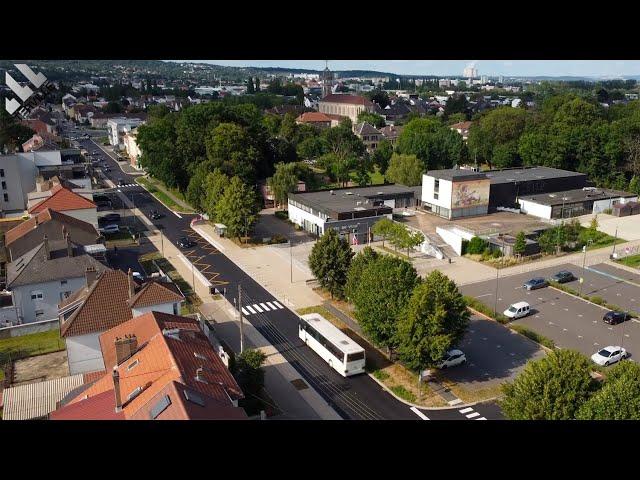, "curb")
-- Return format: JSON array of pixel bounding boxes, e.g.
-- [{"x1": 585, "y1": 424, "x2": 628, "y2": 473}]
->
[
  {"x1": 133, "y1": 178, "x2": 194, "y2": 215},
  {"x1": 548, "y1": 285, "x2": 640, "y2": 322}
]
